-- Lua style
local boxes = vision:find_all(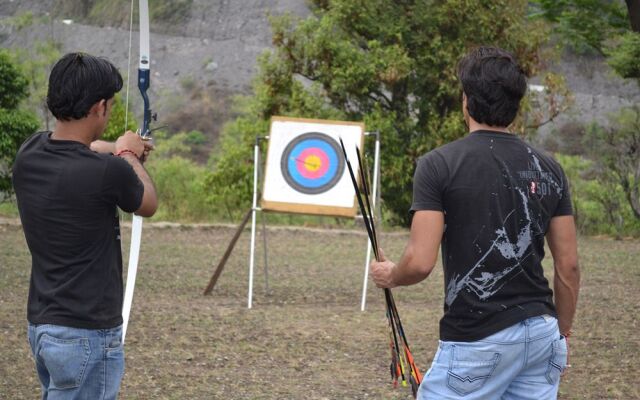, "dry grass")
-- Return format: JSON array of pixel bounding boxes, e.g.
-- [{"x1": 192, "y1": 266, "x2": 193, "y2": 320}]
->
[{"x1": 1, "y1": 221, "x2": 638, "y2": 399}]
